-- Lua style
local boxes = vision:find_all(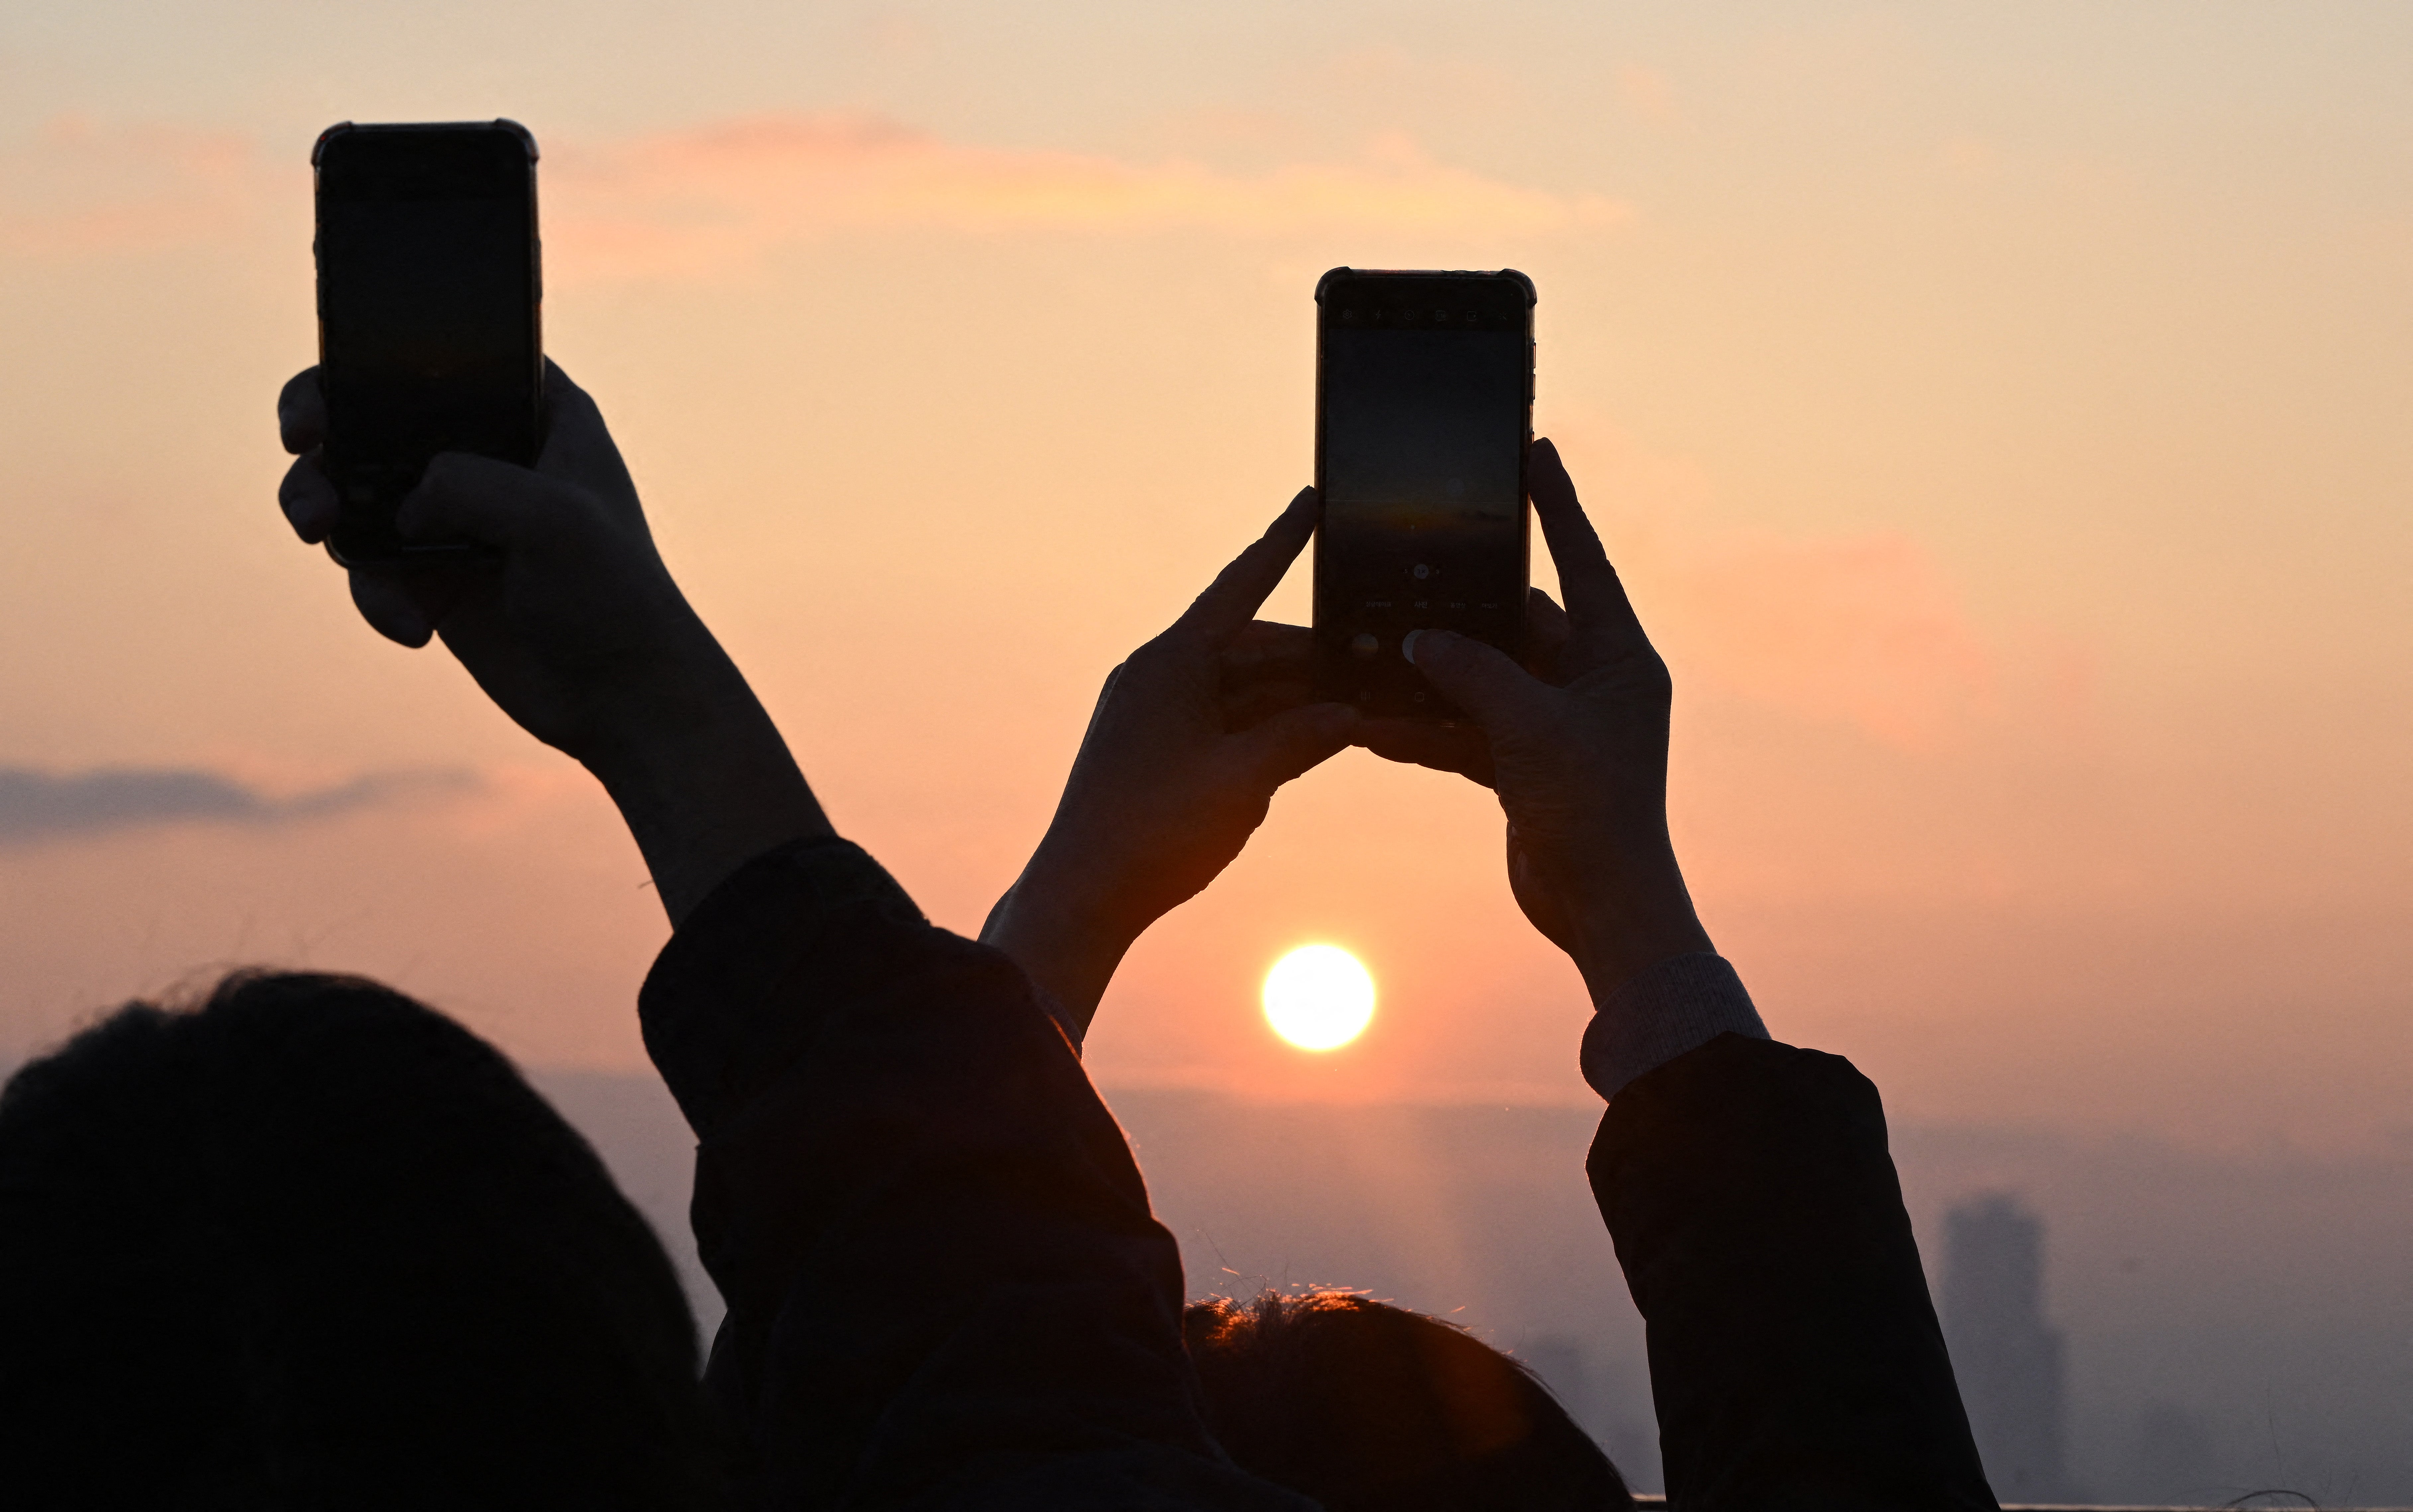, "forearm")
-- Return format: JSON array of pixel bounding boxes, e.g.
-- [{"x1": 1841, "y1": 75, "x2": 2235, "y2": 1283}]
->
[
  {"x1": 1561, "y1": 861, "x2": 1716, "y2": 1007},
  {"x1": 577, "y1": 632, "x2": 833, "y2": 927},
  {"x1": 1552, "y1": 853, "x2": 1756, "y2": 1100},
  {"x1": 978, "y1": 862, "x2": 1137, "y2": 1042}
]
